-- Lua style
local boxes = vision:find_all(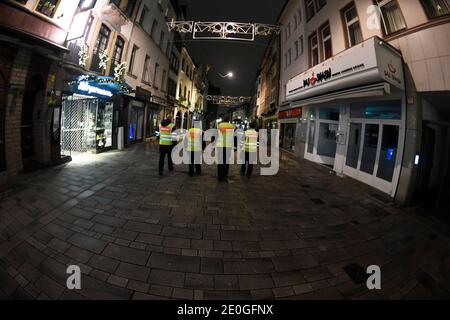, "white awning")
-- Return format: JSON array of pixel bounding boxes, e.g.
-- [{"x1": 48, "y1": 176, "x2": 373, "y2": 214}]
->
[{"x1": 290, "y1": 82, "x2": 391, "y2": 107}]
